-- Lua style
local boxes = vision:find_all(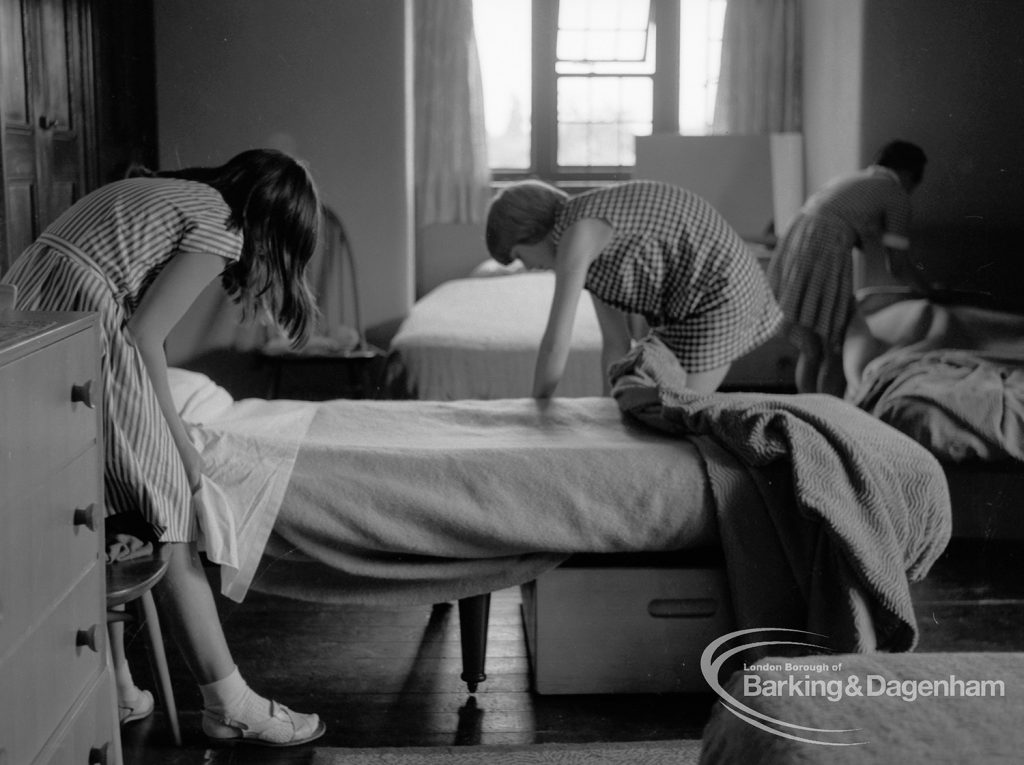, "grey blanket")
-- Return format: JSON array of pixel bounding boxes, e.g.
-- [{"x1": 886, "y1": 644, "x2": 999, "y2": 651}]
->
[{"x1": 610, "y1": 337, "x2": 952, "y2": 652}]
